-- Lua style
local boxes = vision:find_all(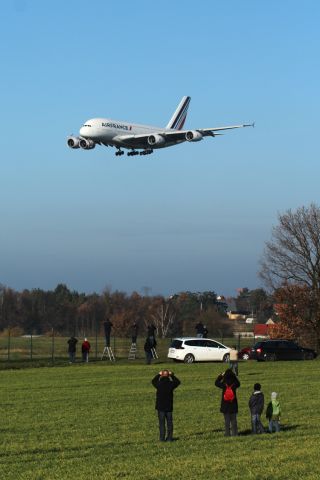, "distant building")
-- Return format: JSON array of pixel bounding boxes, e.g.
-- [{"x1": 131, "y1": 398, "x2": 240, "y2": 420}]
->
[
  {"x1": 227, "y1": 311, "x2": 250, "y2": 321},
  {"x1": 254, "y1": 324, "x2": 270, "y2": 337}
]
